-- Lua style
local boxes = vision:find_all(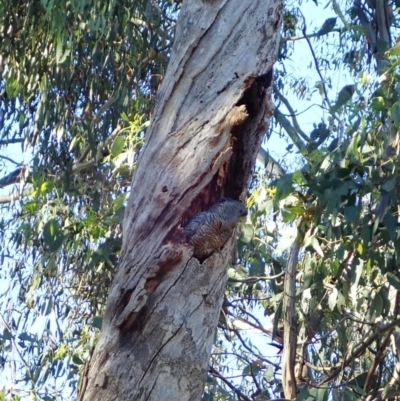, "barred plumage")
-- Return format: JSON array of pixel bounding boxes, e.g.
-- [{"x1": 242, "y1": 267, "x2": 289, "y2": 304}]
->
[{"x1": 184, "y1": 198, "x2": 247, "y2": 260}]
